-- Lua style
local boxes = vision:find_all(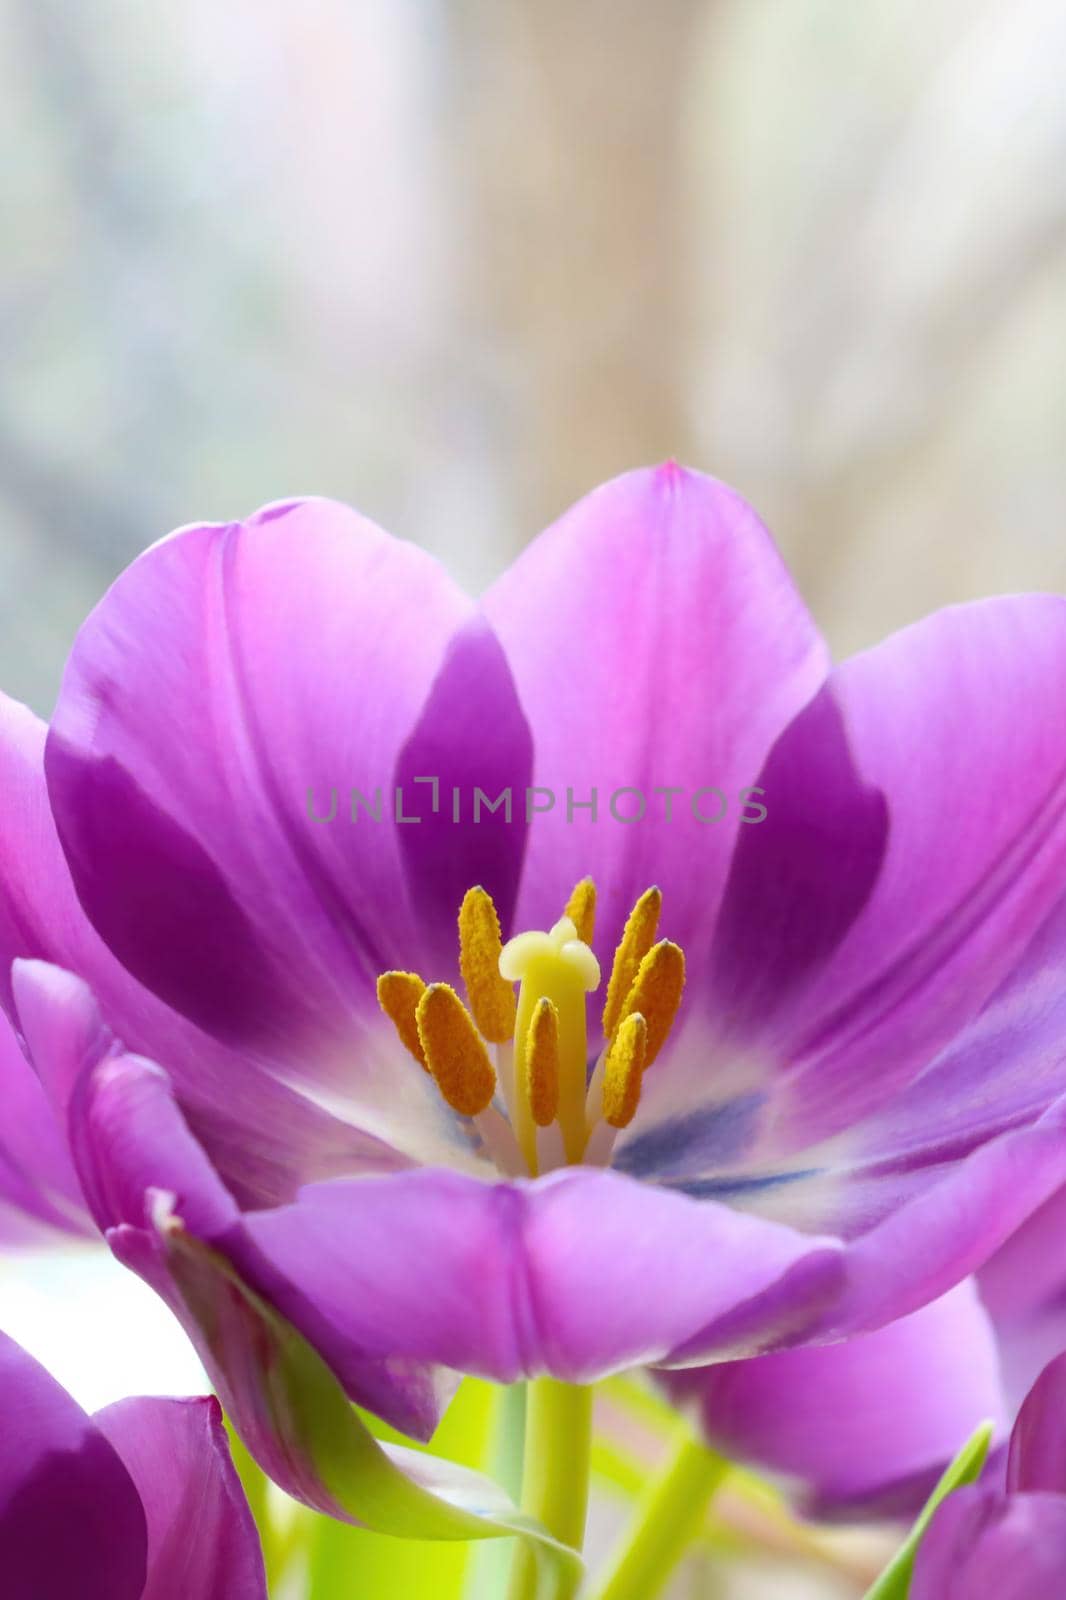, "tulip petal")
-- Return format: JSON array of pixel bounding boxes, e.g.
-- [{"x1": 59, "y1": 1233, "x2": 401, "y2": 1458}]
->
[
  {"x1": 823, "y1": 1100, "x2": 1066, "y2": 1338},
  {"x1": 393, "y1": 616, "x2": 533, "y2": 970},
  {"x1": 0, "y1": 1328, "x2": 147, "y2": 1599},
  {"x1": 110, "y1": 1219, "x2": 583, "y2": 1597},
  {"x1": 1007, "y1": 1350, "x2": 1066, "y2": 1493},
  {"x1": 93, "y1": 1396, "x2": 267, "y2": 1600},
  {"x1": 0, "y1": 696, "x2": 426, "y2": 1206},
  {"x1": 483, "y1": 464, "x2": 827, "y2": 980},
  {"x1": 46, "y1": 500, "x2": 528, "y2": 1080},
  {"x1": 911, "y1": 1488, "x2": 1066, "y2": 1600},
  {"x1": 241, "y1": 1166, "x2": 843, "y2": 1381},
  {"x1": 0, "y1": 1005, "x2": 89, "y2": 1238},
  {"x1": 661, "y1": 1280, "x2": 1006, "y2": 1516},
  {"x1": 710, "y1": 596, "x2": 1066, "y2": 1149}
]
